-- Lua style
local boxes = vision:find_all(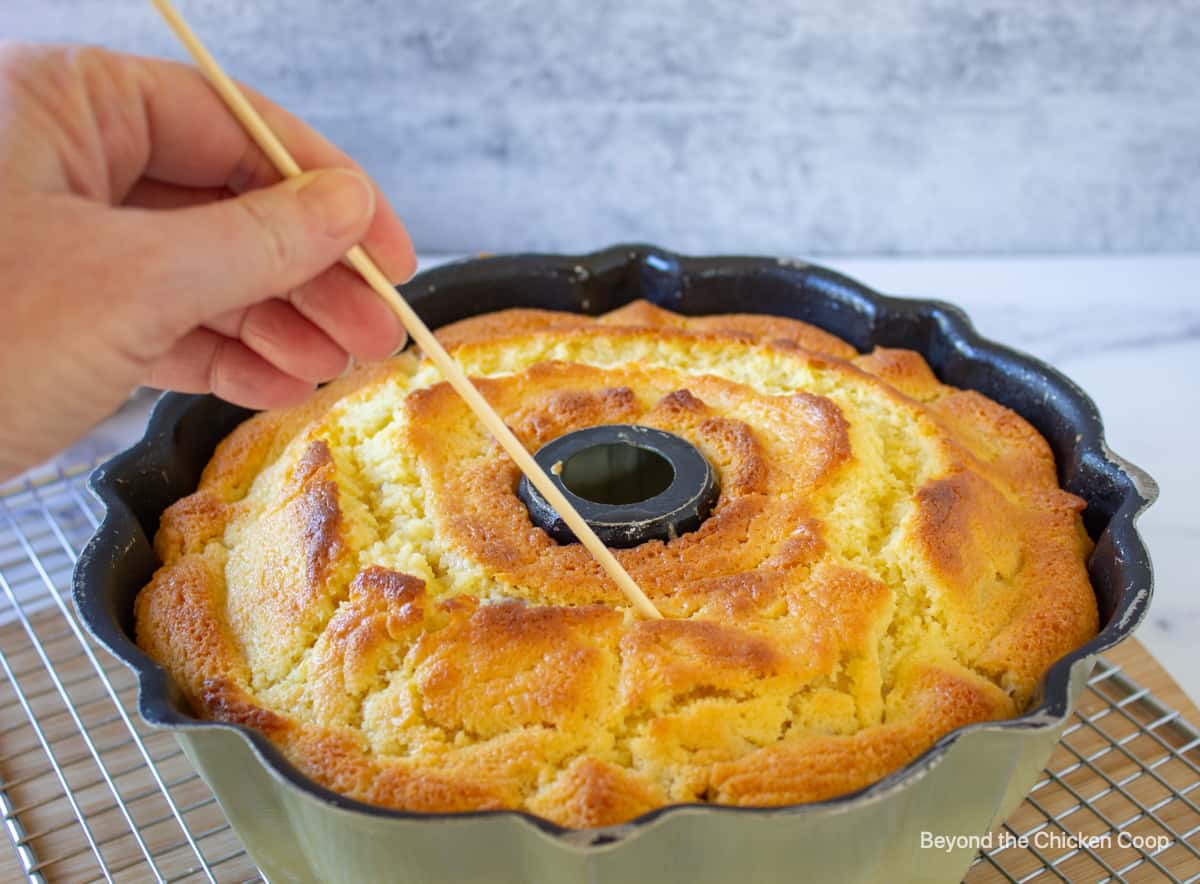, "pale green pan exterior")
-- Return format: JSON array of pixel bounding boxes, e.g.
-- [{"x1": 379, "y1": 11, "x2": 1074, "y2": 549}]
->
[{"x1": 168, "y1": 655, "x2": 1099, "y2": 883}]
